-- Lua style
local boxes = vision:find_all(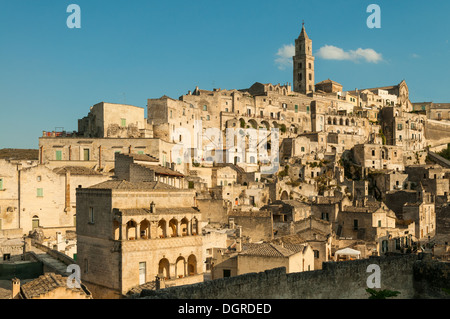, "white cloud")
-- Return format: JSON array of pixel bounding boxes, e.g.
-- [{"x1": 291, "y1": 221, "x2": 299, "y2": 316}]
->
[
  {"x1": 275, "y1": 44, "x2": 295, "y2": 70},
  {"x1": 411, "y1": 53, "x2": 420, "y2": 59},
  {"x1": 316, "y1": 45, "x2": 383, "y2": 63}
]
